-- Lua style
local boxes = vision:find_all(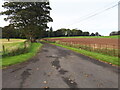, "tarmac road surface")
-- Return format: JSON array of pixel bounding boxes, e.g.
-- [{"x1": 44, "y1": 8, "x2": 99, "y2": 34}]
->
[{"x1": 2, "y1": 43, "x2": 119, "y2": 88}]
